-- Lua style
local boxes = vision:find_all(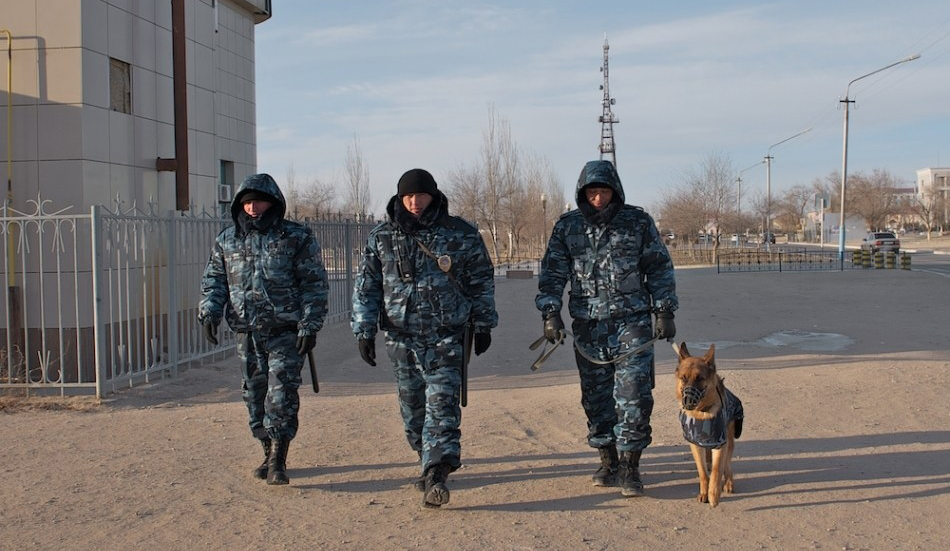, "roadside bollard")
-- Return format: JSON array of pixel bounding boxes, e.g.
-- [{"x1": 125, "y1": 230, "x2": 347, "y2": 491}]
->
[
  {"x1": 885, "y1": 251, "x2": 896, "y2": 269},
  {"x1": 851, "y1": 250, "x2": 862, "y2": 268},
  {"x1": 873, "y1": 251, "x2": 884, "y2": 269},
  {"x1": 901, "y1": 252, "x2": 911, "y2": 270}
]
